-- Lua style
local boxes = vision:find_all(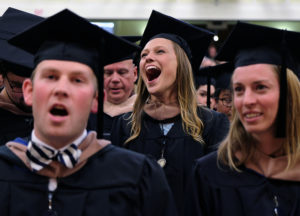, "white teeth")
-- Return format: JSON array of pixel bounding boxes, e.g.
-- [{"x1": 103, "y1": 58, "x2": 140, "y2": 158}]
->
[
  {"x1": 146, "y1": 65, "x2": 159, "y2": 71},
  {"x1": 245, "y1": 113, "x2": 260, "y2": 118}
]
